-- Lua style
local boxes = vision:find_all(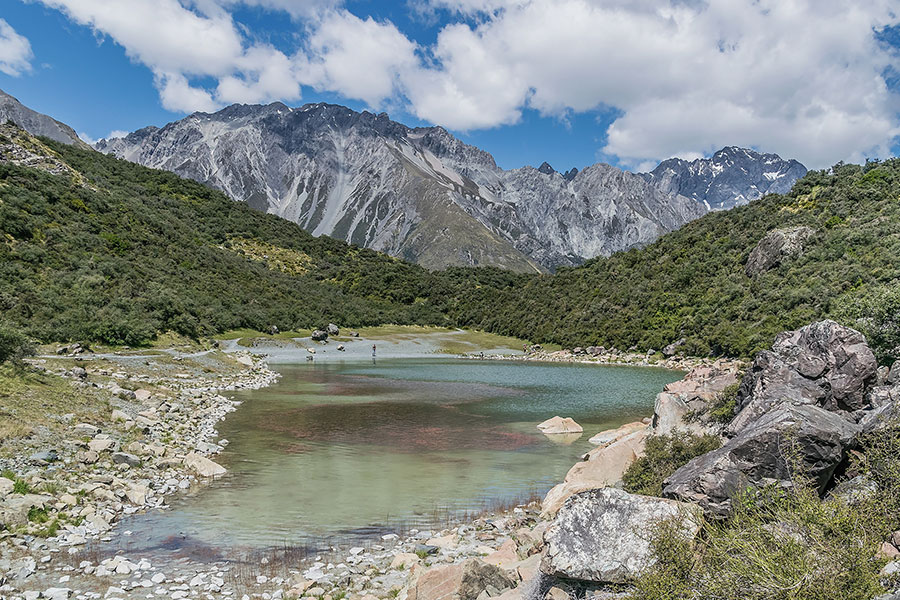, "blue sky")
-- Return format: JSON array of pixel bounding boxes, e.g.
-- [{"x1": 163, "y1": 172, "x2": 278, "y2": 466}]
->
[{"x1": 1, "y1": 0, "x2": 899, "y2": 172}]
